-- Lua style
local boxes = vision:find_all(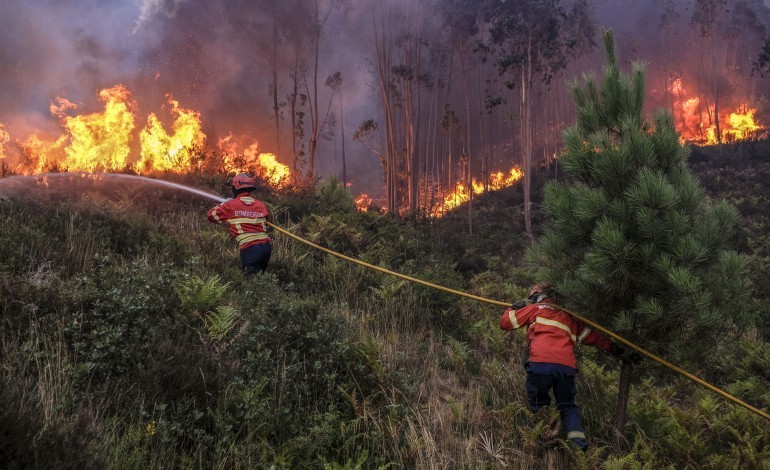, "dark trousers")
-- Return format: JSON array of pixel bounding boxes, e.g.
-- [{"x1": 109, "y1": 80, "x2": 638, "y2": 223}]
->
[
  {"x1": 525, "y1": 362, "x2": 588, "y2": 450},
  {"x1": 240, "y1": 242, "x2": 272, "y2": 275}
]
